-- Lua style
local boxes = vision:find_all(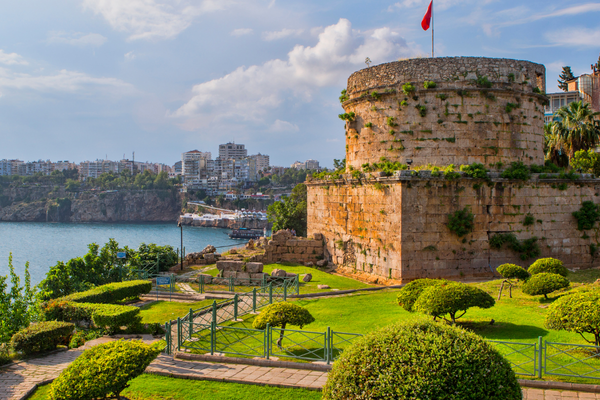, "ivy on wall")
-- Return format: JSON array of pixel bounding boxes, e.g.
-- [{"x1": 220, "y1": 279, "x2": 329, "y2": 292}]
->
[
  {"x1": 572, "y1": 201, "x2": 600, "y2": 231},
  {"x1": 447, "y1": 207, "x2": 474, "y2": 237},
  {"x1": 489, "y1": 233, "x2": 540, "y2": 260}
]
